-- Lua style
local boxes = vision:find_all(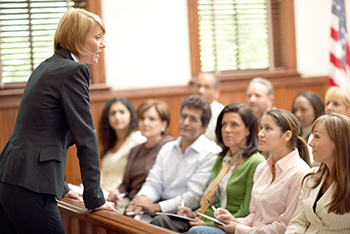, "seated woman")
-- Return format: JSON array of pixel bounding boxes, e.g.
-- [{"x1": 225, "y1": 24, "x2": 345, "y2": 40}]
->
[
  {"x1": 151, "y1": 103, "x2": 265, "y2": 232},
  {"x1": 107, "y1": 99, "x2": 174, "y2": 213},
  {"x1": 99, "y1": 98, "x2": 146, "y2": 192},
  {"x1": 324, "y1": 86, "x2": 350, "y2": 117},
  {"x1": 292, "y1": 91, "x2": 324, "y2": 142},
  {"x1": 189, "y1": 109, "x2": 311, "y2": 234},
  {"x1": 292, "y1": 91, "x2": 324, "y2": 166},
  {"x1": 285, "y1": 113, "x2": 350, "y2": 234}
]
